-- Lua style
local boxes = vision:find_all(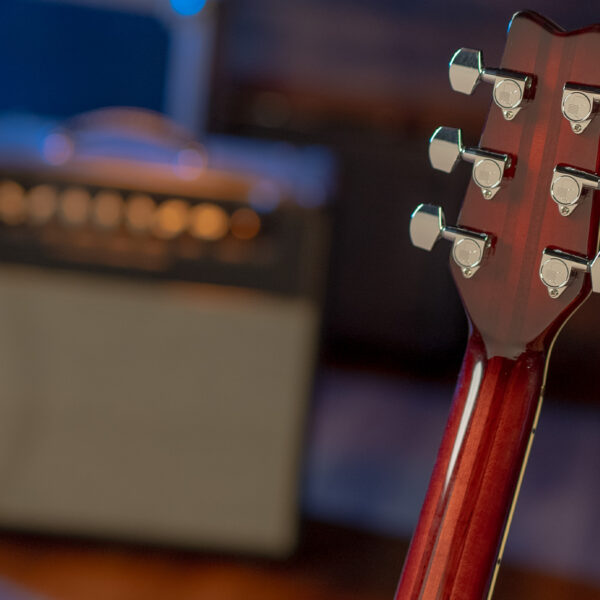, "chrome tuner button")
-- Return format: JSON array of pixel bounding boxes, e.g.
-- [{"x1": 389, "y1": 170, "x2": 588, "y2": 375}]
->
[
  {"x1": 550, "y1": 165, "x2": 600, "y2": 216},
  {"x1": 539, "y1": 248, "x2": 591, "y2": 298},
  {"x1": 493, "y1": 79, "x2": 523, "y2": 112},
  {"x1": 562, "y1": 84, "x2": 600, "y2": 133},
  {"x1": 449, "y1": 48, "x2": 533, "y2": 120},
  {"x1": 540, "y1": 257, "x2": 570, "y2": 297},
  {"x1": 563, "y1": 93, "x2": 591, "y2": 121},
  {"x1": 409, "y1": 203, "x2": 491, "y2": 278},
  {"x1": 472, "y1": 159, "x2": 503, "y2": 190},
  {"x1": 452, "y1": 238, "x2": 483, "y2": 278},
  {"x1": 429, "y1": 126, "x2": 511, "y2": 199}
]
